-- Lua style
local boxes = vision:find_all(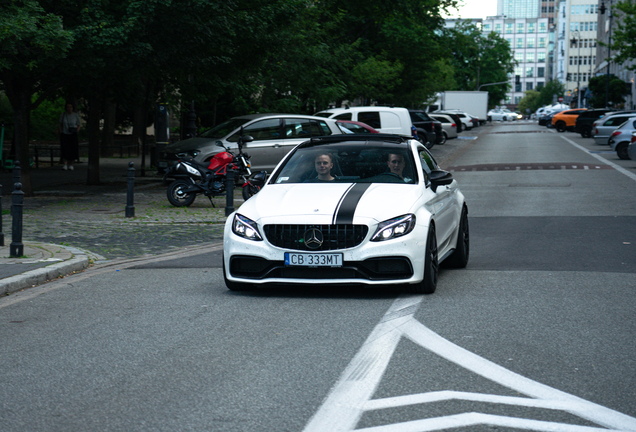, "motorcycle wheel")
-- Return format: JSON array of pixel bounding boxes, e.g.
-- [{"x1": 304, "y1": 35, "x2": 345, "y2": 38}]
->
[
  {"x1": 167, "y1": 179, "x2": 196, "y2": 207},
  {"x1": 242, "y1": 183, "x2": 261, "y2": 201}
]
